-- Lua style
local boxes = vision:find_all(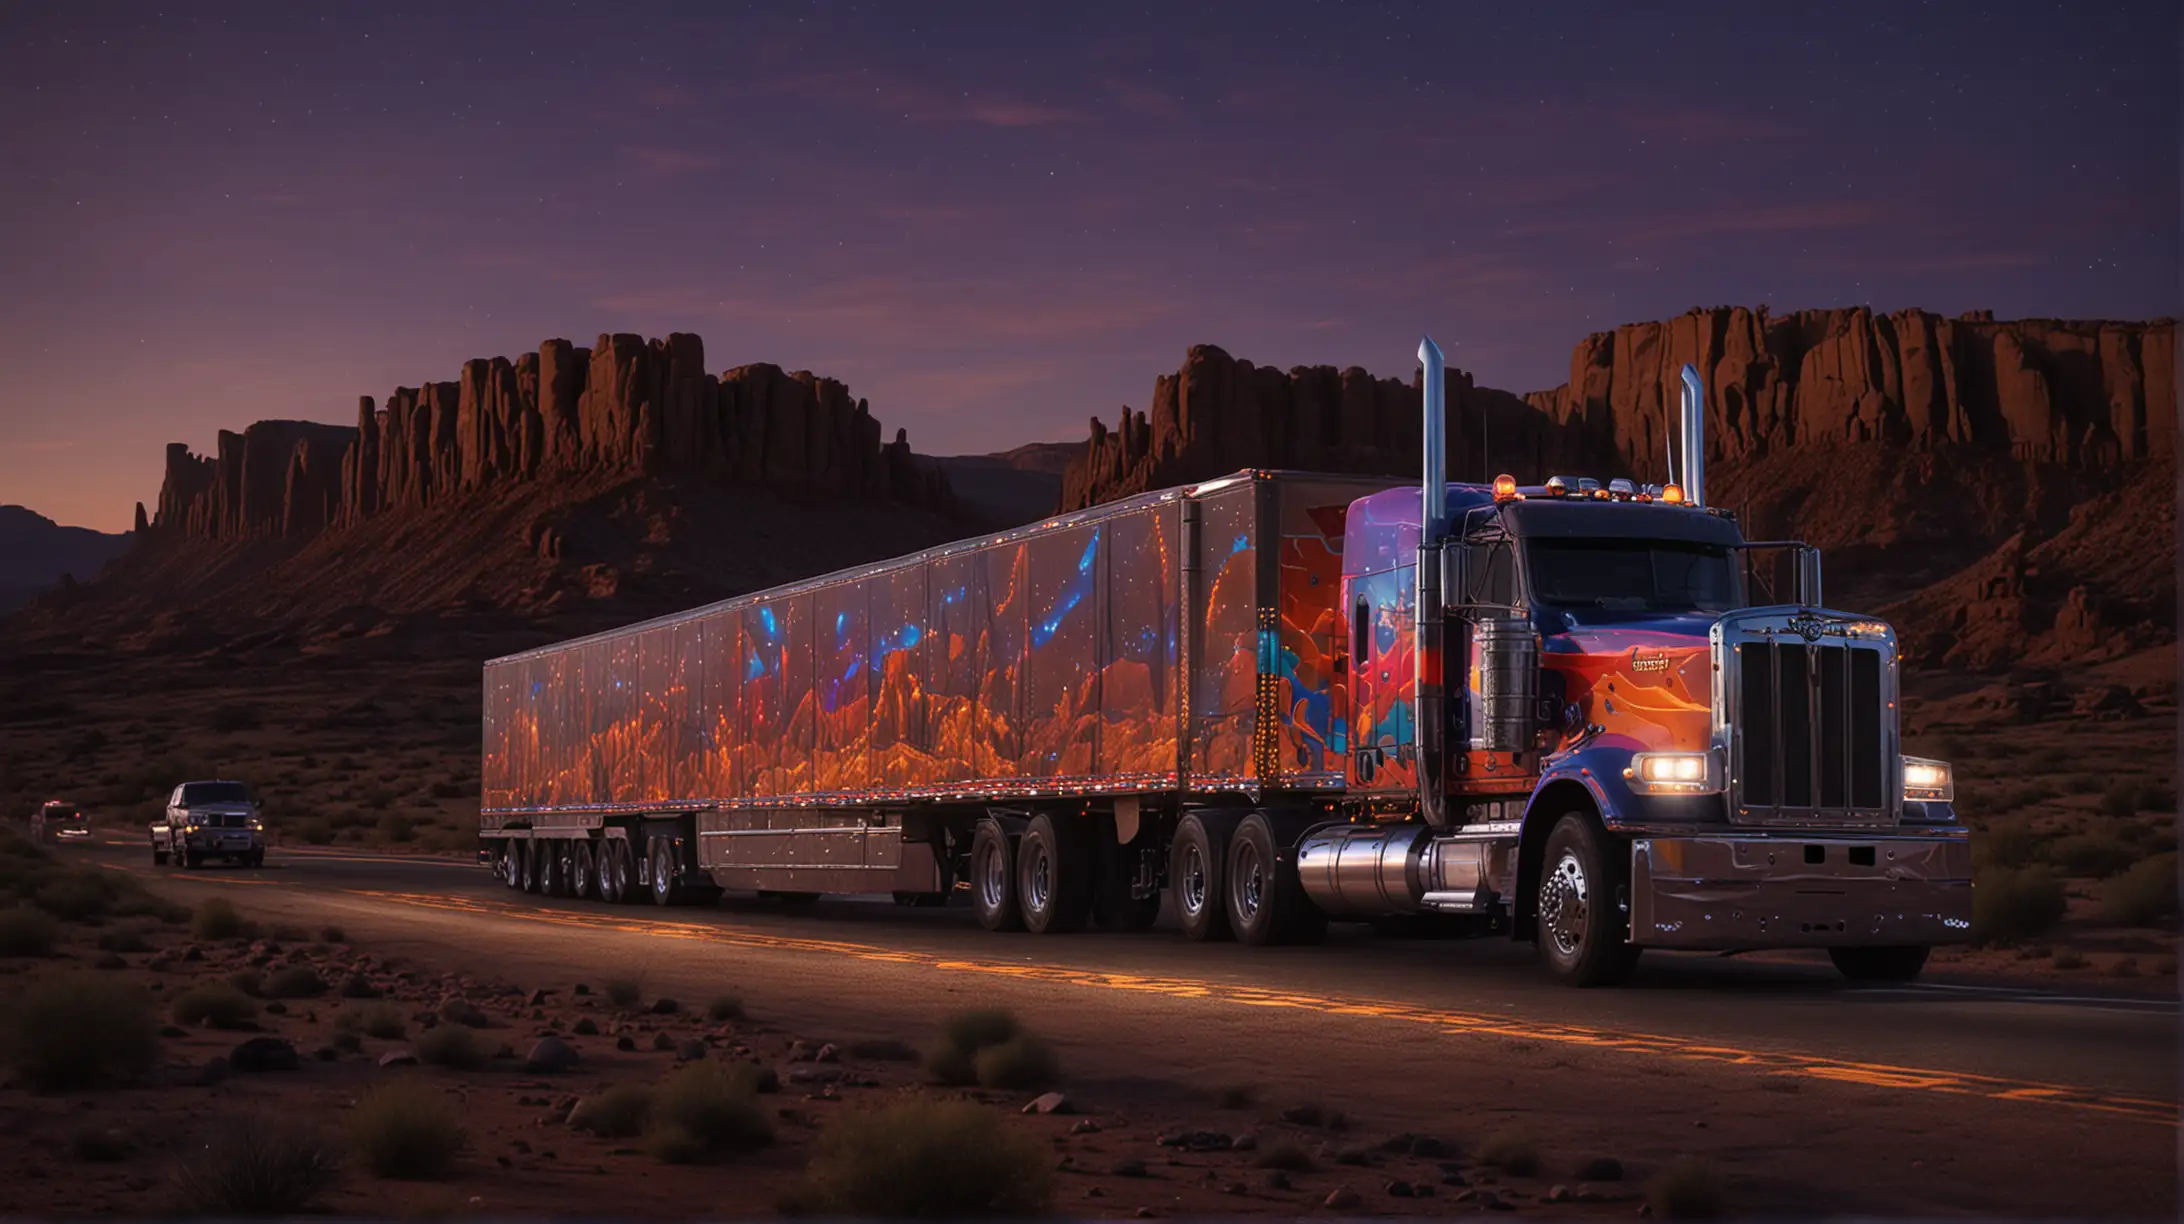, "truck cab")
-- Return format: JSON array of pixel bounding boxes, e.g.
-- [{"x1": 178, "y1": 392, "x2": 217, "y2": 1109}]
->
[
  {"x1": 1301, "y1": 344, "x2": 1971, "y2": 984},
  {"x1": 153, "y1": 780, "x2": 266, "y2": 869}
]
